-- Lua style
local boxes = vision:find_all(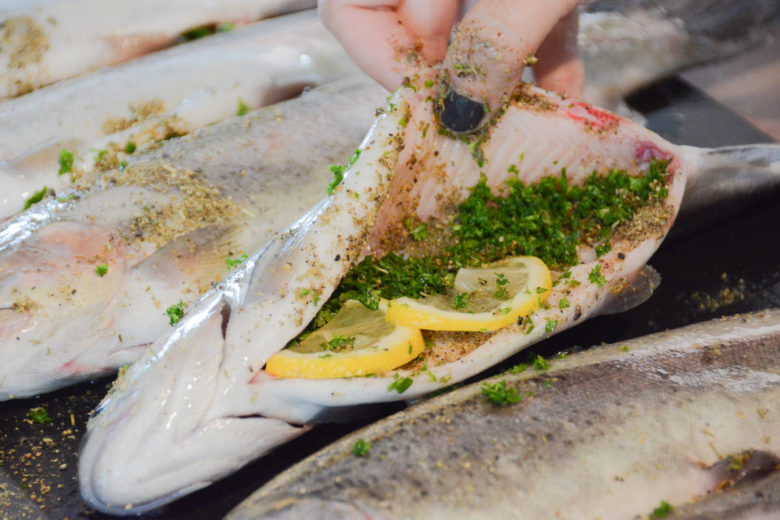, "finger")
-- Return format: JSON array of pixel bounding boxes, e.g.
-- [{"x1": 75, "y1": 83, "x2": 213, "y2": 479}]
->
[
  {"x1": 319, "y1": 0, "x2": 457, "y2": 91},
  {"x1": 534, "y1": 10, "x2": 584, "y2": 98},
  {"x1": 440, "y1": 0, "x2": 579, "y2": 129}
]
